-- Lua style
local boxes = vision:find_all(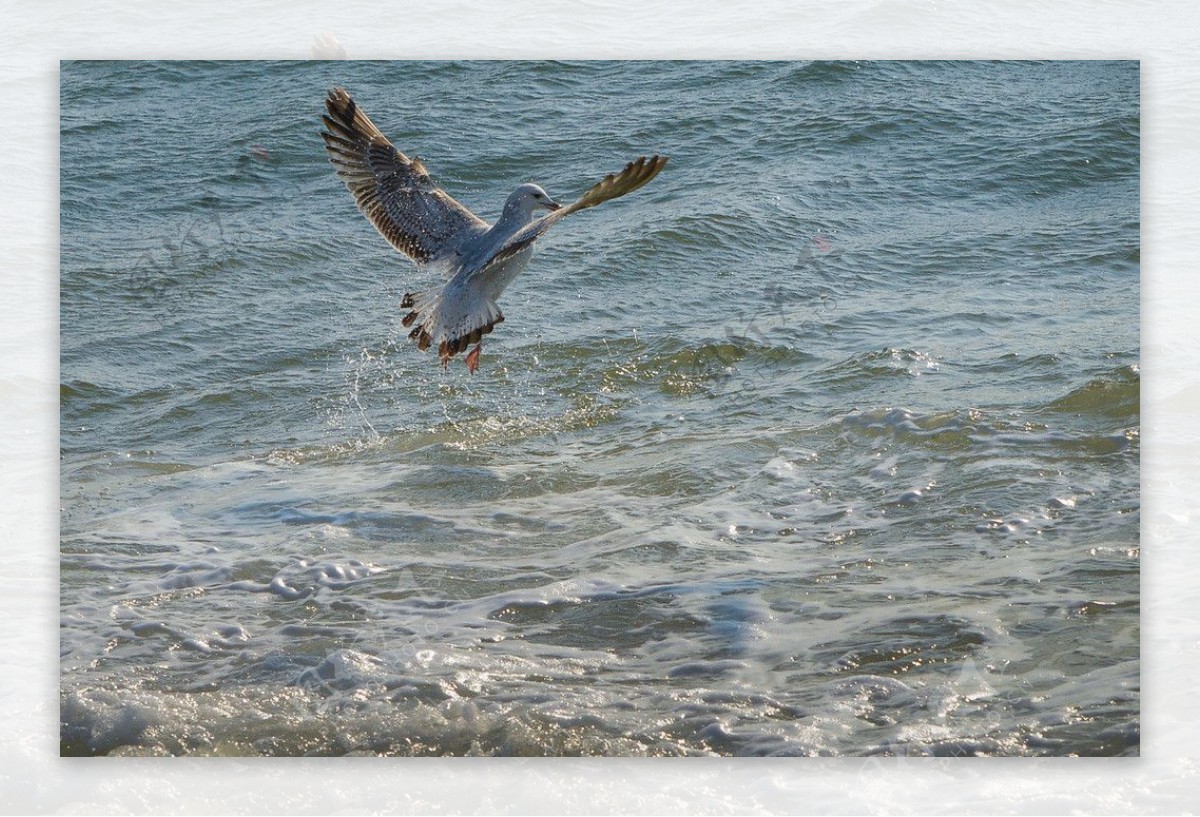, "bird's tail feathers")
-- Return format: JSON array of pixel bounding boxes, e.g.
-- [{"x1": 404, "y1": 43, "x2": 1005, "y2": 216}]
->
[
  {"x1": 401, "y1": 288, "x2": 505, "y2": 363},
  {"x1": 401, "y1": 289, "x2": 439, "y2": 351}
]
